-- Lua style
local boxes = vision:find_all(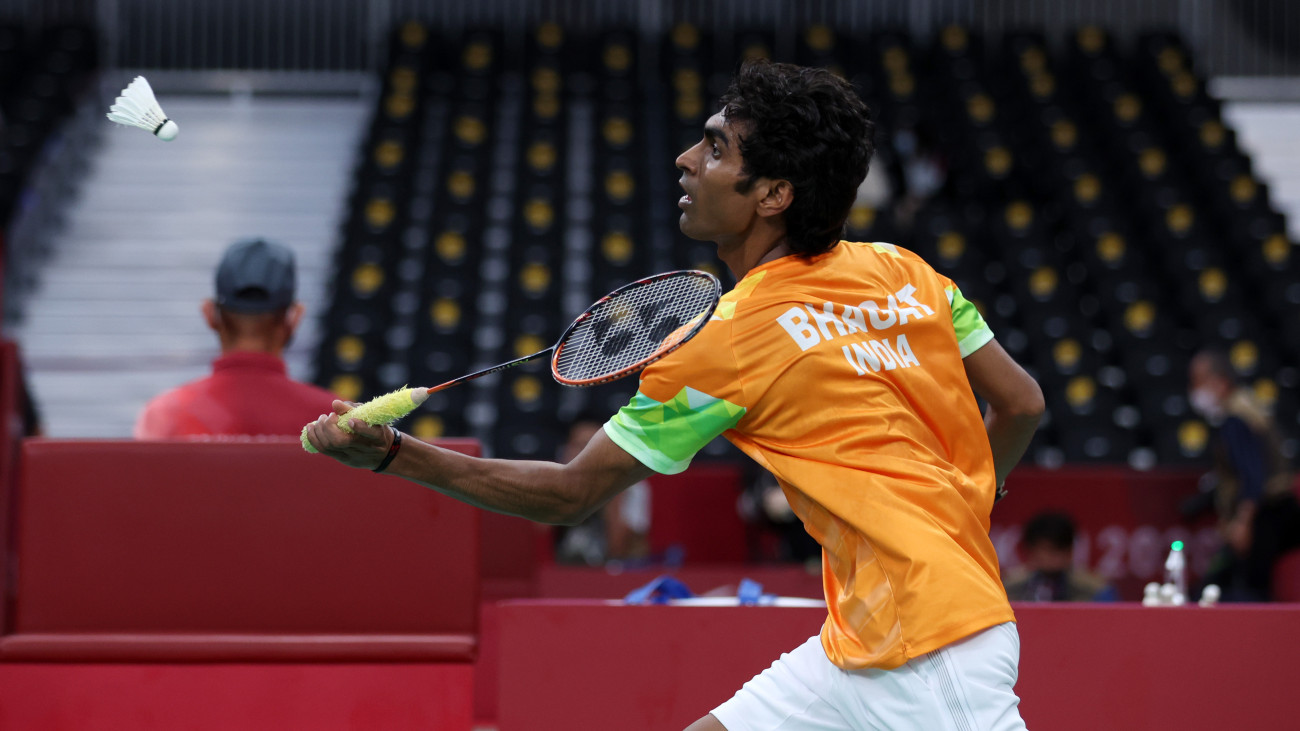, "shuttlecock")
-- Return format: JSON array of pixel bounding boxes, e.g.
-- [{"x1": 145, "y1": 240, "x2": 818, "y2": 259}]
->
[
  {"x1": 300, "y1": 387, "x2": 429, "y2": 453},
  {"x1": 106, "y1": 76, "x2": 178, "y2": 141}
]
